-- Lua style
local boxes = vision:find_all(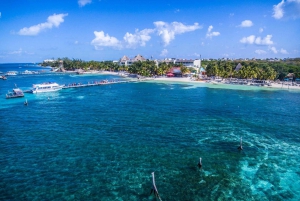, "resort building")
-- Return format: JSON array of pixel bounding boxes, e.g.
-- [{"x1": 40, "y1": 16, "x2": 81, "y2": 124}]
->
[
  {"x1": 132, "y1": 54, "x2": 146, "y2": 62},
  {"x1": 119, "y1": 54, "x2": 202, "y2": 69},
  {"x1": 159, "y1": 58, "x2": 201, "y2": 68},
  {"x1": 119, "y1": 54, "x2": 146, "y2": 66}
]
